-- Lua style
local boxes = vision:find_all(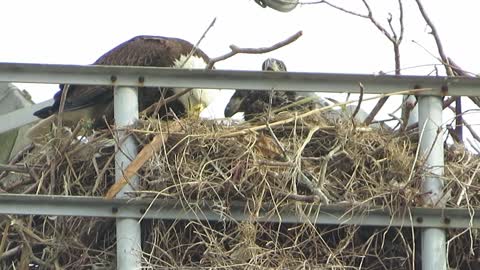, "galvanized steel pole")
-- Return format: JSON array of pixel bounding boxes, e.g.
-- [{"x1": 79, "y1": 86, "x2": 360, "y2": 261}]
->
[
  {"x1": 418, "y1": 96, "x2": 446, "y2": 270},
  {"x1": 114, "y1": 86, "x2": 142, "y2": 269}
]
